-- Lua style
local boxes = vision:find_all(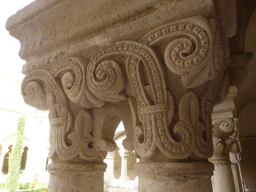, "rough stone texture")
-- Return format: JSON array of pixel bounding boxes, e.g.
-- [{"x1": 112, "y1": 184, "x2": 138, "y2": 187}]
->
[
  {"x1": 6, "y1": 0, "x2": 238, "y2": 191},
  {"x1": 48, "y1": 163, "x2": 106, "y2": 192},
  {"x1": 211, "y1": 160, "x2": 236, "y2": 192},
  {"x1": 136, "y1": 162, "x2": 214, "y2": 192},
  {"x1": 209, "y1": 86, "x2": 242, "y2": 192},
  {"x1": 109, "y1": 189, "x2": 136, "y2": 192}
]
